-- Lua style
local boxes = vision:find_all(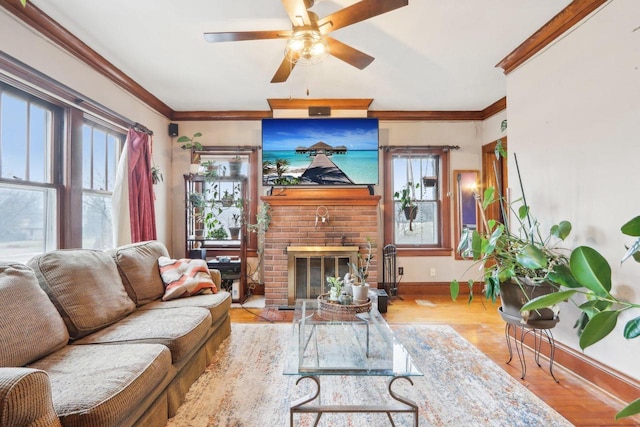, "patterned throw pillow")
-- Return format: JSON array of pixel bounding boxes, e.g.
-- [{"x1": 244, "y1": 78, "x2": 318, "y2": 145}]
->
[{"x1": 158, "y1": 256, "x2": 217, "y2": 301}]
